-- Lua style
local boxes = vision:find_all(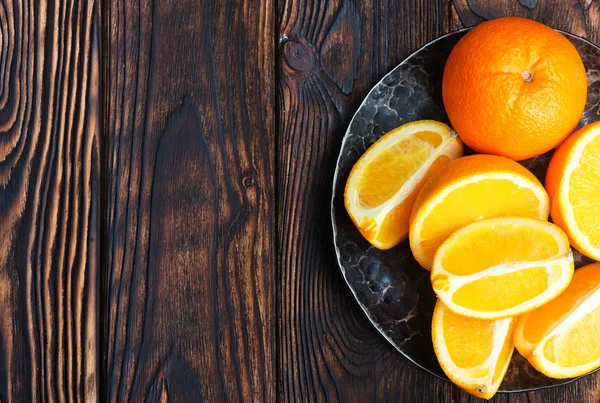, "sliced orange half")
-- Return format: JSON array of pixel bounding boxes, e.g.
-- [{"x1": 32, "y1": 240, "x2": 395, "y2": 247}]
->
[
  {"x1": 410, "y1": 154, "x2": 550, "y2": 270},
  {"x1": 514, "y1": 262, "x2": 600, "y2": 379},
  {"x1": 546, "y1": 122, "x2": 600, "y2": 261},
  {"x1": 431, "y1": 217, "x2": 574, "y2": 320},
  {"x1": 344, "y1": 120, "x2": 463, "y2": 249},
  {"x1": 432, "y1": 300, "x2": 514, "y2": 399}
]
